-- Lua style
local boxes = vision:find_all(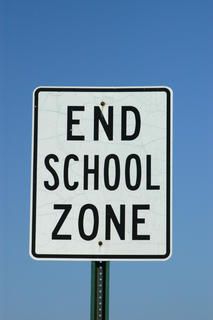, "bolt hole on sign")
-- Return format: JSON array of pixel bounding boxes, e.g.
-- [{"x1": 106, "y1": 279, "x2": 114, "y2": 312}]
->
[{"x1": 30, "y1": 87, "x2": 173, "y2": 260}]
